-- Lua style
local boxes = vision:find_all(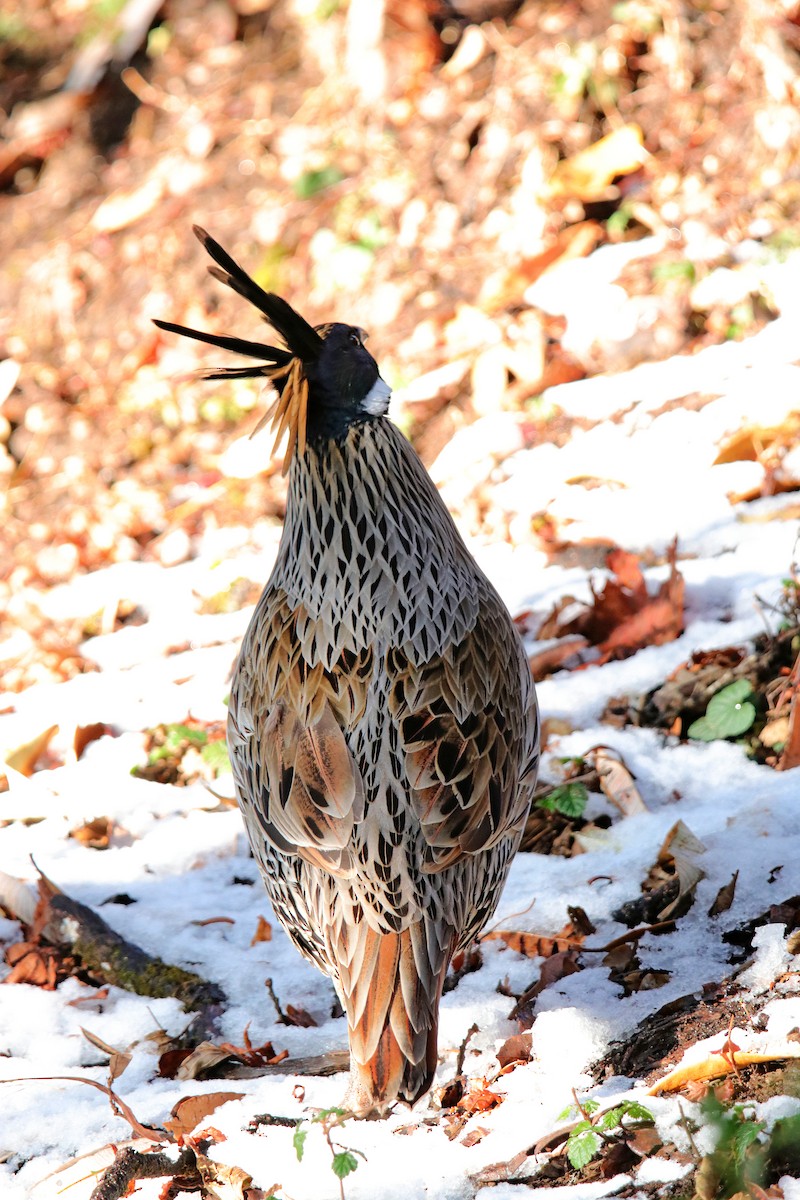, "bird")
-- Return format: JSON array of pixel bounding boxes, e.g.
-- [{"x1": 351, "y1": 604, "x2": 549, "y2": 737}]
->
[{"x1": 155, "y1": 226, "x2": 539, "y2": 1114}]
